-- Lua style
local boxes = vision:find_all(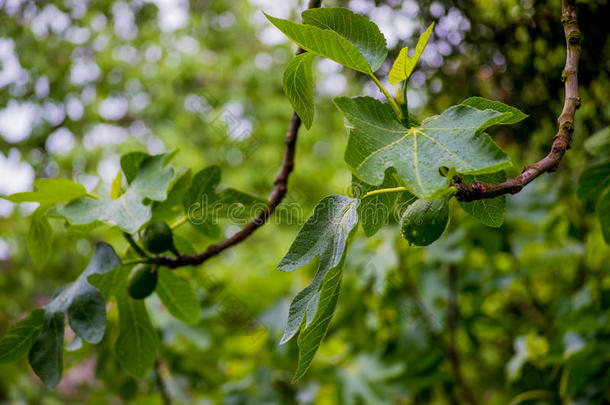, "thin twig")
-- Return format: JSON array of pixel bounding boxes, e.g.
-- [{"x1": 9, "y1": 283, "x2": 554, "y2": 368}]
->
[
  {"x1": 454, "y1": 0, "x2": 580, "y2": 202},
  {"x1": 156, "y1": 0, "x2": 322, "y2": 269},
  {"x1": 154, "y1": 358, "x2": 172, "y2": 405},
  {"x1": 447, "y1": 265, "x2": 479, "y2": 405},
  {"x1": 396, "y1": 247, "x2": 478, "y2": 404}
]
